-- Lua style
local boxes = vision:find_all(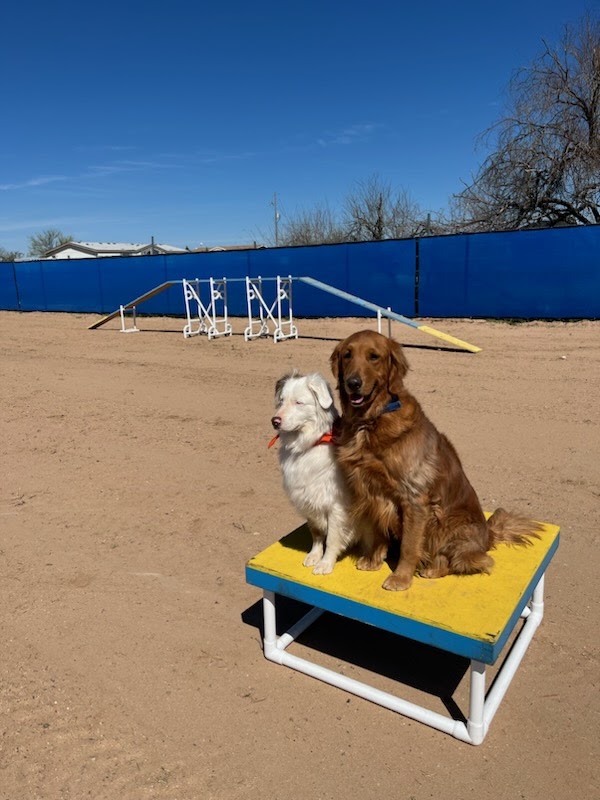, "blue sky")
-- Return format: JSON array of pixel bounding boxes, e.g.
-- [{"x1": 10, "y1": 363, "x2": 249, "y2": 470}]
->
[{"x1": 0, "y1": 0, "x2": 595, "y2": 253}]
